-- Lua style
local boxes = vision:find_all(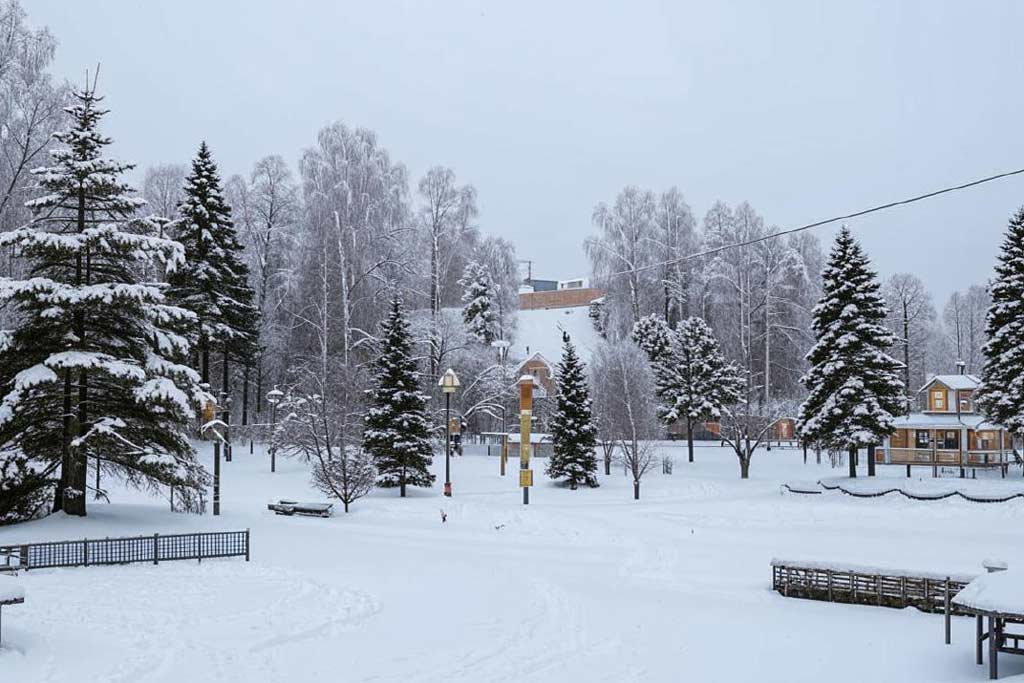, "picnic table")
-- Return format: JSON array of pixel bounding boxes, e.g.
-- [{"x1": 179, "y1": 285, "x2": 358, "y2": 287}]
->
[
  {"x1": 952, "y1": 566, "x2": 1024, "y2": 679},
  {"x1": 267, "y1": 500, "x2": 334, "y2": 518}
]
